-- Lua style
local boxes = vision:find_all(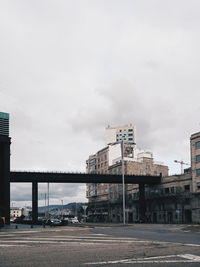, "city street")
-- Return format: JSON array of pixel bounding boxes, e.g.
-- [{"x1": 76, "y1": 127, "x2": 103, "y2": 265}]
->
[{"x1": 0, "y1": 224, "x2": 200, "y2": 266}]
